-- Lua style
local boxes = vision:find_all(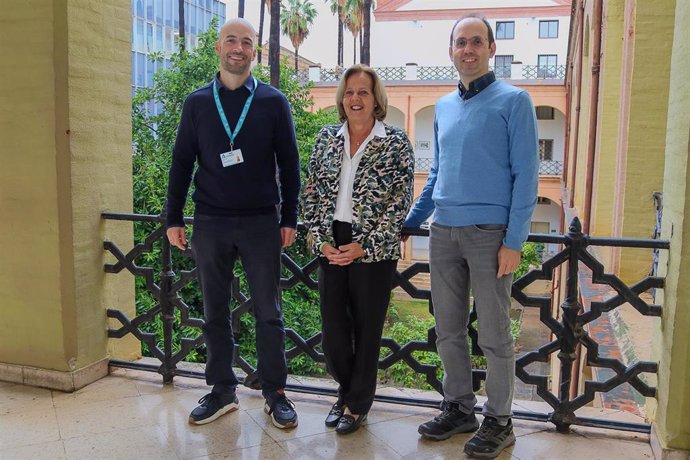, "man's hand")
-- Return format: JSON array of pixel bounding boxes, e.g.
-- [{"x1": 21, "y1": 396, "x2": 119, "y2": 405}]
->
[
  {"x1": 325, "y1": 242, "x2": 365, "y2": 266},
  {"x1": 281, "y1": 227, "x2": 297, "y2": 248},
  {"x1": 167, "y1": 226, "x2": 187, "y2": 251},
  {"x1": 497, "y1": 245, "x2": 521, "y2": 278}
]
